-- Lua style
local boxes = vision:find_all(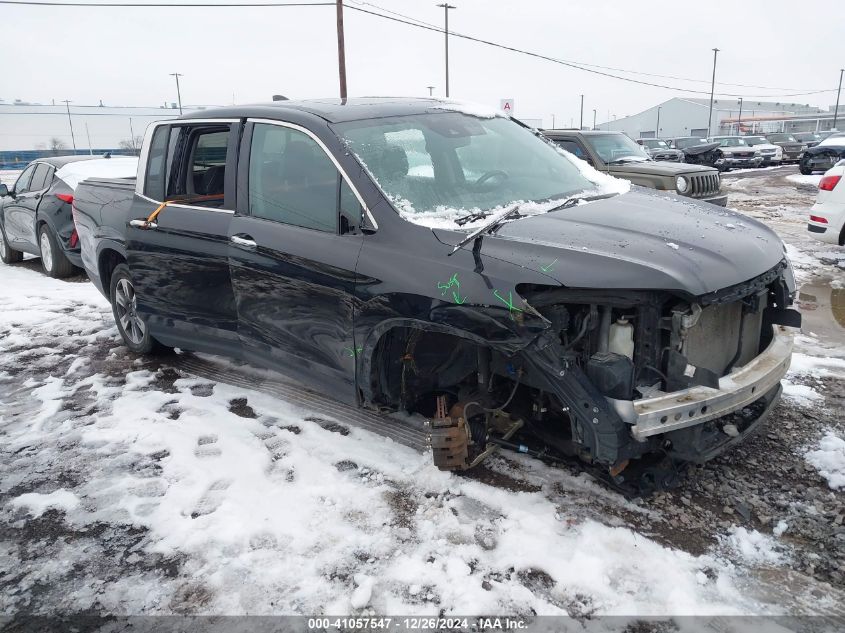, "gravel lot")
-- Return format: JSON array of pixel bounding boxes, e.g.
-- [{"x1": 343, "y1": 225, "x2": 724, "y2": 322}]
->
[{"x1": 1, "y1": 165, "x2": 844, "y2": 620}]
